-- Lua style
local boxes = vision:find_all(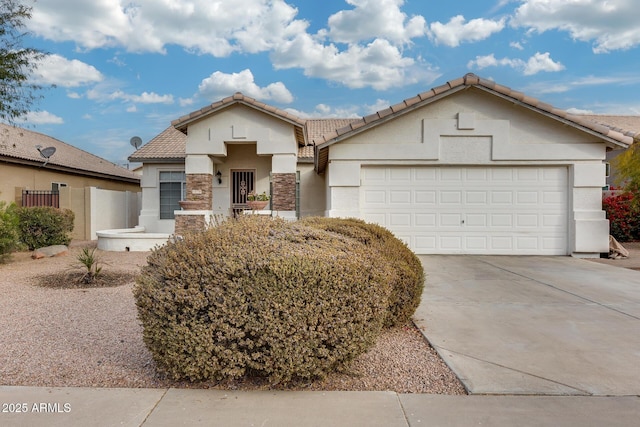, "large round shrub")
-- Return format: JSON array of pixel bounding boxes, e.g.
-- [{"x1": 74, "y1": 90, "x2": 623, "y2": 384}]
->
[
  {"x1": 134, "y1": 215, "x2": 391, "y2": 384},
  {"x1": 299, "y1": 217, "x2": 425, "y2": 327}
]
